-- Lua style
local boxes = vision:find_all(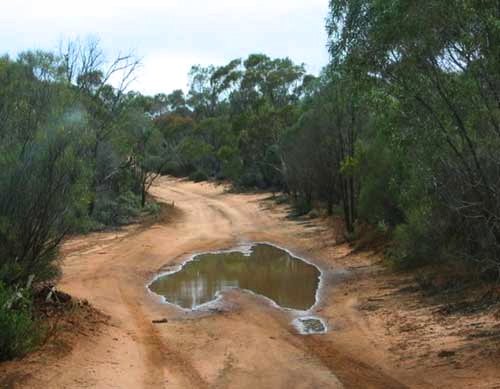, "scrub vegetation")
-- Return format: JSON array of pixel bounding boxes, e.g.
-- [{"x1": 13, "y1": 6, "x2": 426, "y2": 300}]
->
[{"x1": 1, "y1": 0, "x2": 499, "y2": 360}]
